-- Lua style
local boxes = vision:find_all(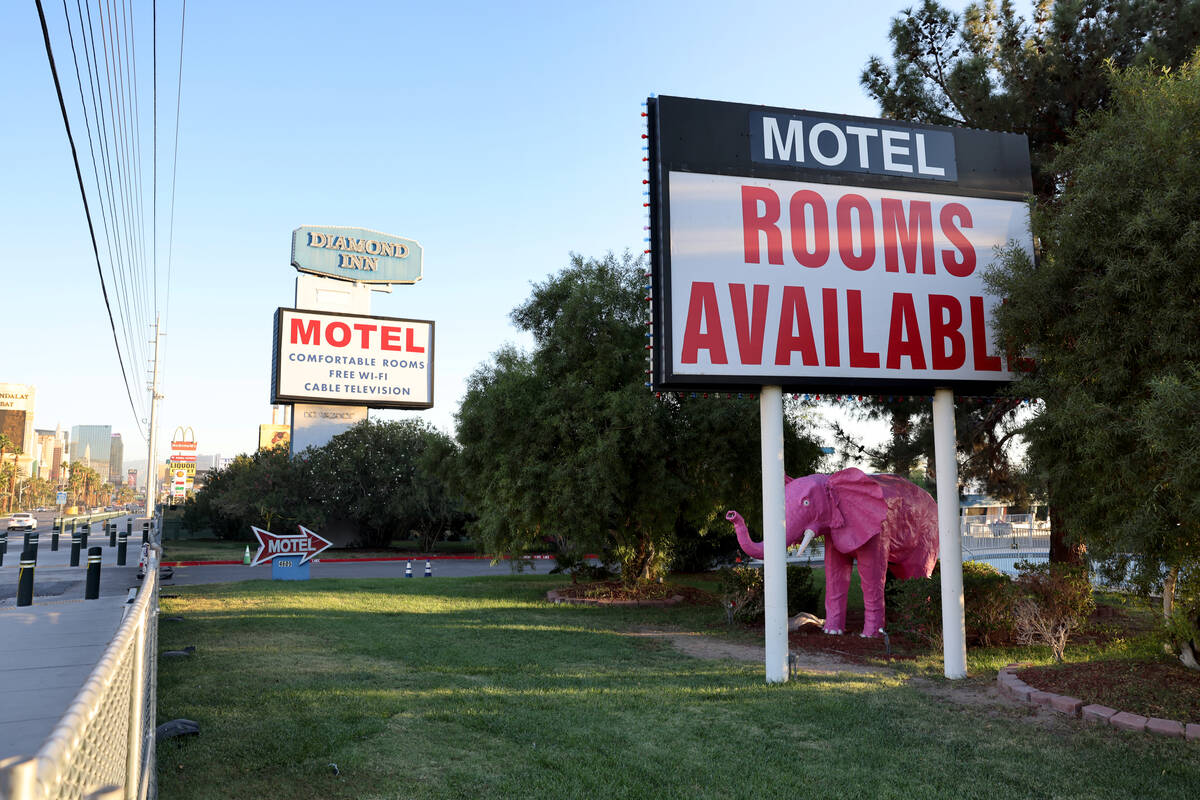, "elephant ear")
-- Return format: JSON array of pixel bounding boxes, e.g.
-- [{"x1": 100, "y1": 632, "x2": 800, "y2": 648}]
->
[{"x1": 826, "y1": 468, "x2": 887, "y2": 553}]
